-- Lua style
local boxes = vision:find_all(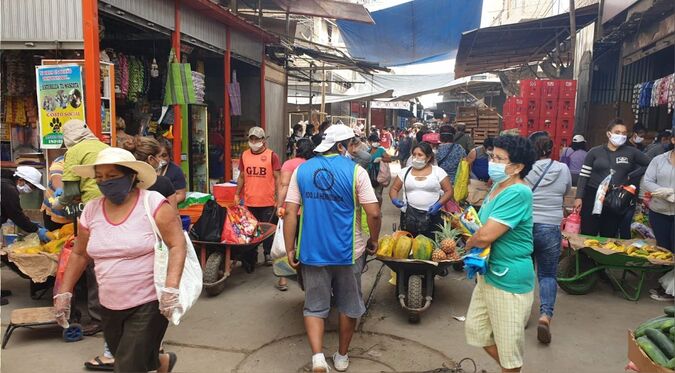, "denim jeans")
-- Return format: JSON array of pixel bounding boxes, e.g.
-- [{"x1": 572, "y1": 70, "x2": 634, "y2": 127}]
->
[{"x1": 532, "y1": 223, "x2": 562, "y2": 317}]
